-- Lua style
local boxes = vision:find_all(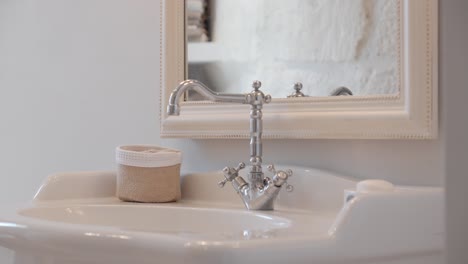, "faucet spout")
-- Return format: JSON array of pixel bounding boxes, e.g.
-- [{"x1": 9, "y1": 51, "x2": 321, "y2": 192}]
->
[{"x1": 167, "y1": 79, "x2": 248, "y2": 115}]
